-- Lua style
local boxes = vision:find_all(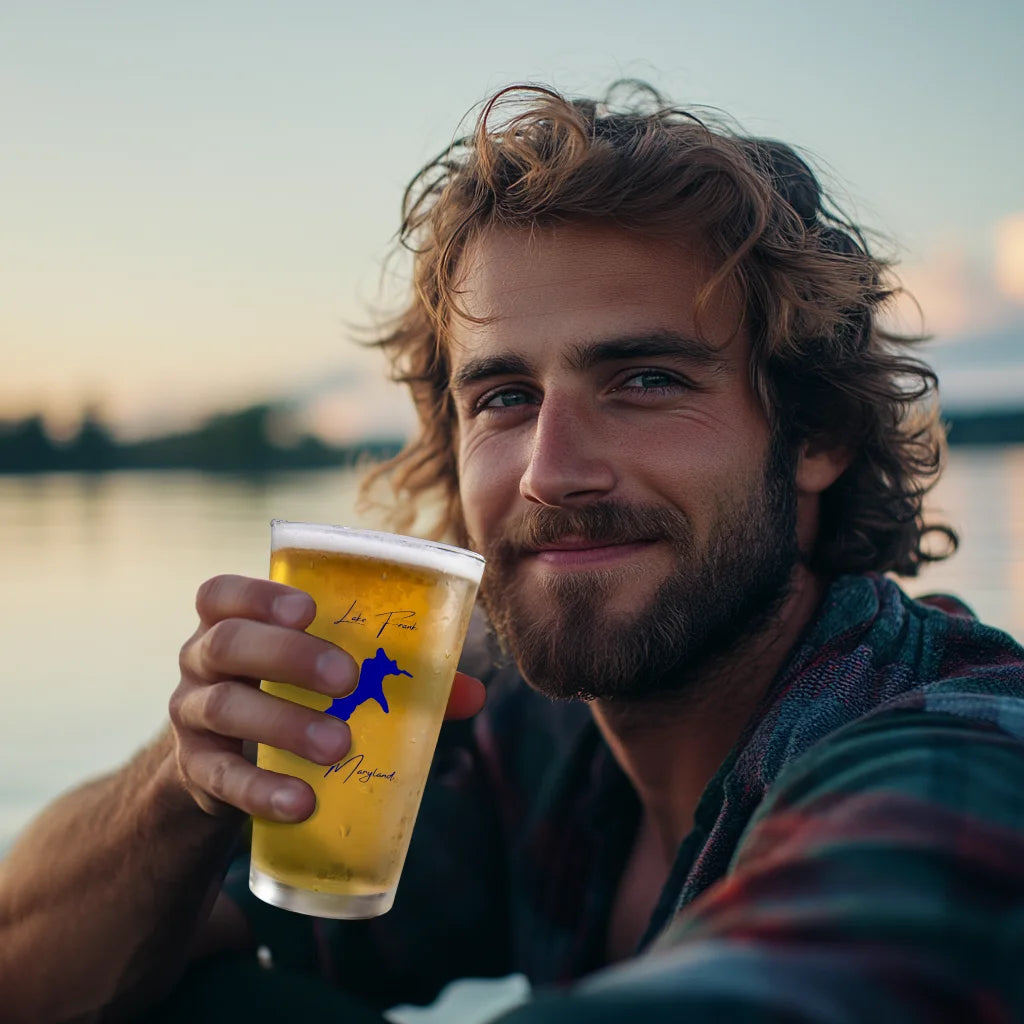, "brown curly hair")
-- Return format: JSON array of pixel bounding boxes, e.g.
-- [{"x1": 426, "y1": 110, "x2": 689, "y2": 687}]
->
[{"x1": 362, "y1": 82, "x2": 956, "y2": 576}]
